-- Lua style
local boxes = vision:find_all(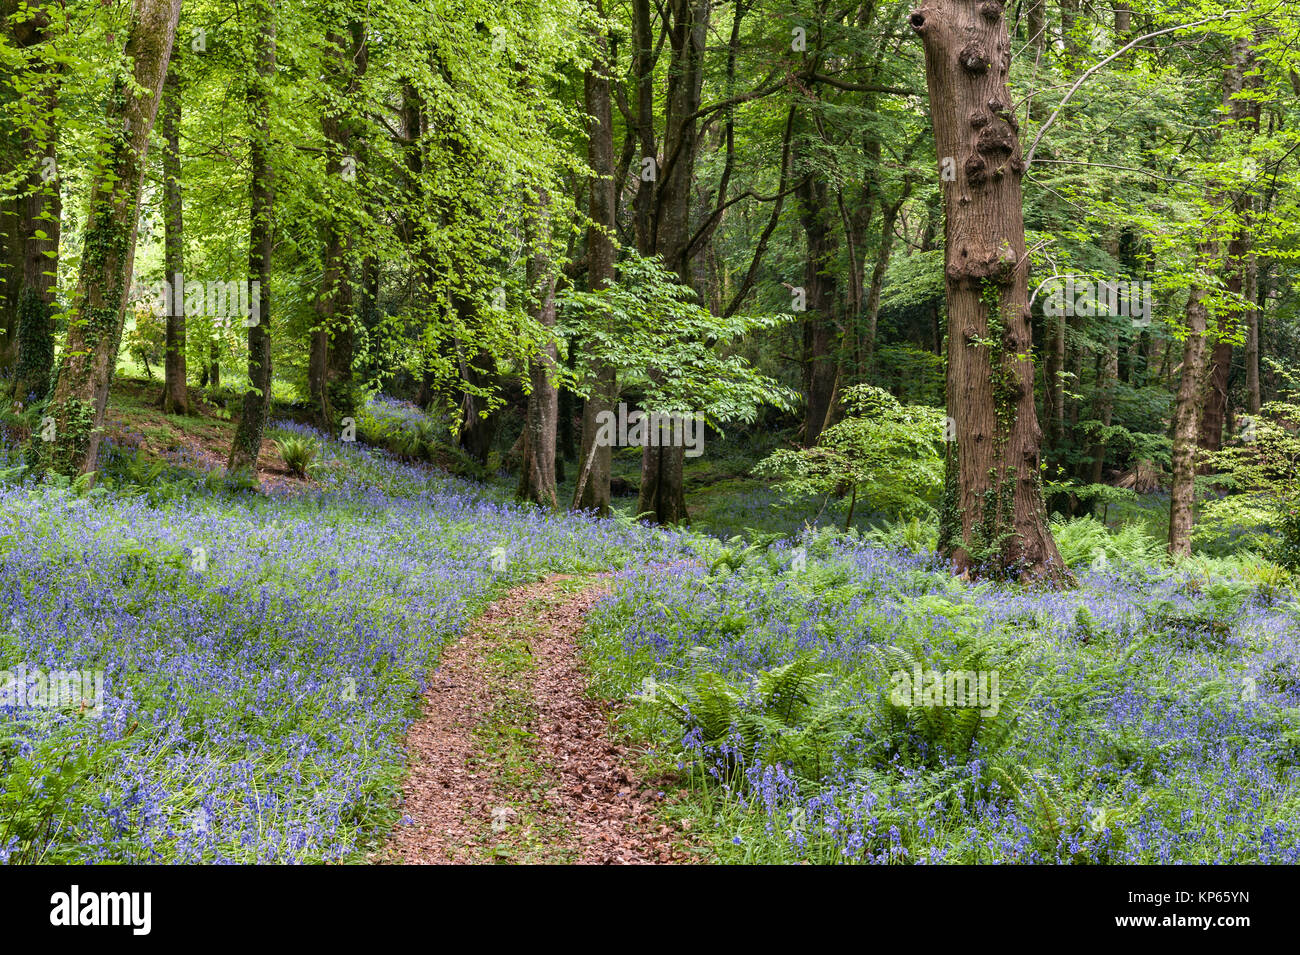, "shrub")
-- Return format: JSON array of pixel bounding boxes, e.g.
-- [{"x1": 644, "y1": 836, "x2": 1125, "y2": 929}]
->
[{"x1": 755, "y1": 385, "x2": 944, "y2": 529}]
